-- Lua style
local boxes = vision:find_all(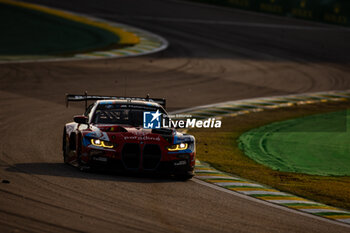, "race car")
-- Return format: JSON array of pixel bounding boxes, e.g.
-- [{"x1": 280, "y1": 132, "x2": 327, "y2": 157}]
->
[{"x1": 63, "y1": 93, "x2": 196, "y2": 179}]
